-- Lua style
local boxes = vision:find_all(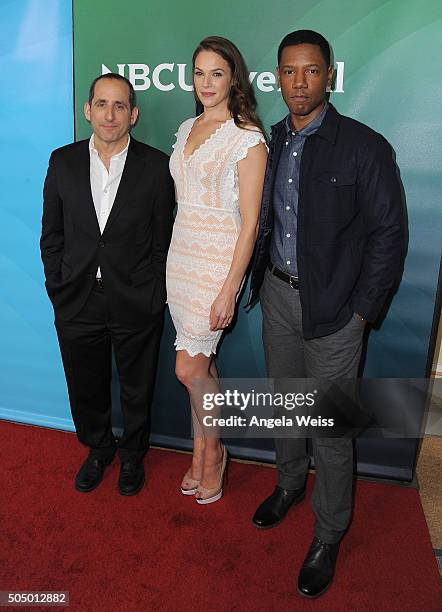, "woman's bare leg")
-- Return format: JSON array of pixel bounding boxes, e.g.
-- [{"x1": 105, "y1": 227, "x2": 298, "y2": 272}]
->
[
  {"x1": 176, "y1": 351, "x2": 223, "y2": 492},
  {"x1": 189, "y1": 403, "x2": 204, "y2": 481}
]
